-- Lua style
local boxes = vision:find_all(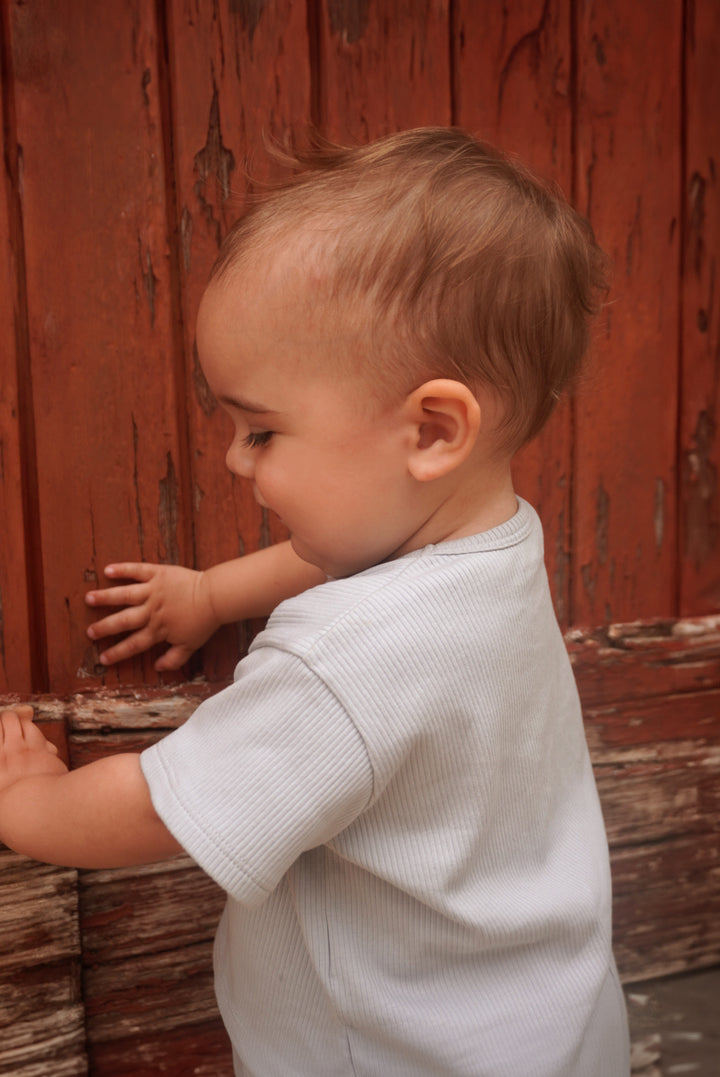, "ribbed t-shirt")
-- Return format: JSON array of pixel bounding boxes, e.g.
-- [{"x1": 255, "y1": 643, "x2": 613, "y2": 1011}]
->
[{"x1": 141, "y1": 499, "x2": 629, "y2": 1076}]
